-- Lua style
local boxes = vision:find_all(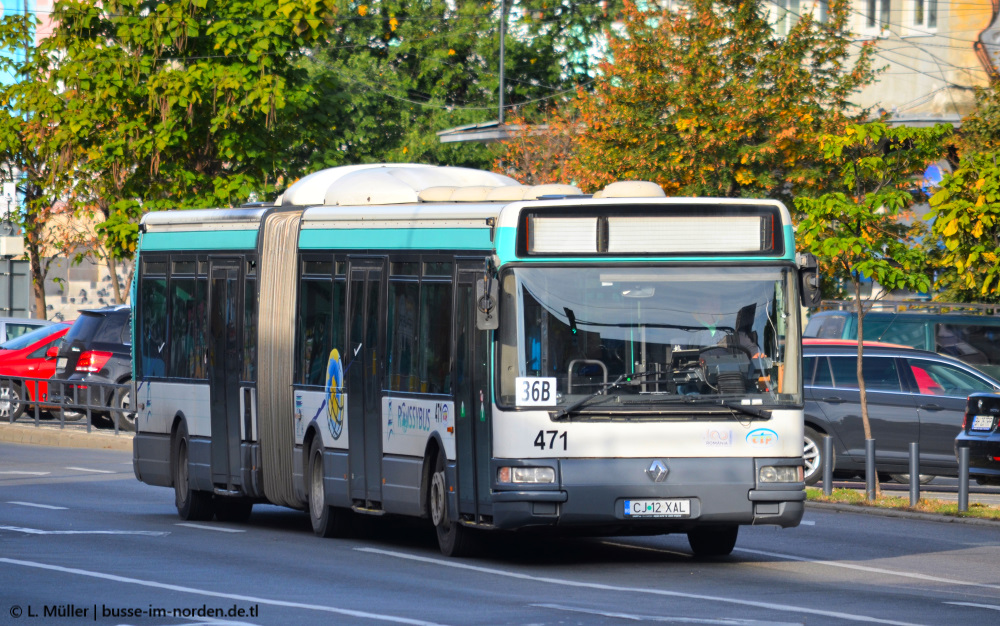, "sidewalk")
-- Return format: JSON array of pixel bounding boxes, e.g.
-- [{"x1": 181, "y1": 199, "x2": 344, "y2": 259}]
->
[{"x1": 0, "y1": 420, "x2": 133, "y2": 451}]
